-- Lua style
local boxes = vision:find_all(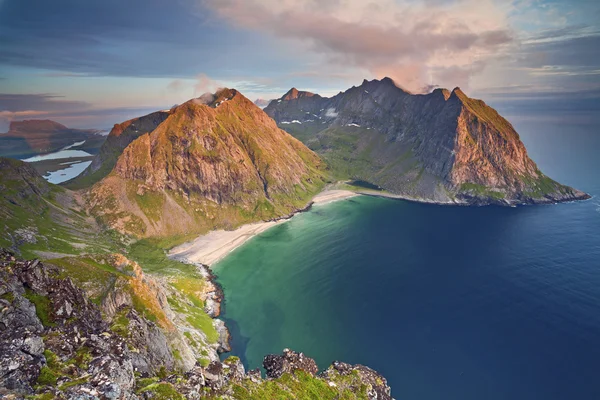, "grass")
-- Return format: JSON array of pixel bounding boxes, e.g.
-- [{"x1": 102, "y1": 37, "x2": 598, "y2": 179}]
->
[
  {"x1": 137, "y1": 383, "x2": 185, "y2": 399},
  {"x1": 229, "y1": 370, "x2": 370, "y2": 400},
  {"x1": 110, "y1": 308, "x2": 131, "y2": 337},
  {"x1": 460, "y1": 183, "x2": 506, "y2": 200},
  {"x1": 58, "y1": 376, "x2": 89, "y2": 391},
  {"x1": 521, "y1": 172, "x2": 563, "y2": 198},
  {"x1": 23, "y1": 289, "x2": 55, "y2": 327}
]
